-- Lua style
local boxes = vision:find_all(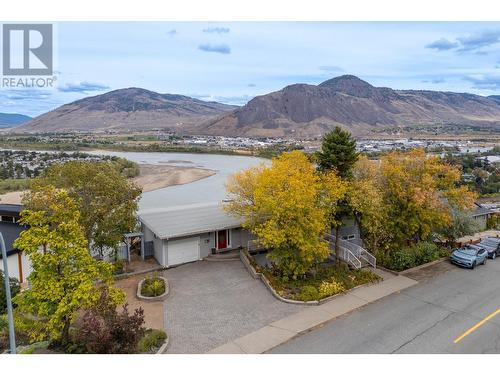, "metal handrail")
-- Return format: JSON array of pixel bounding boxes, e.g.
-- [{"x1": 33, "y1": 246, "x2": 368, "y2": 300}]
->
[{"x1": 325, "y1": 233, "x2": 377, "y2": 269}]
